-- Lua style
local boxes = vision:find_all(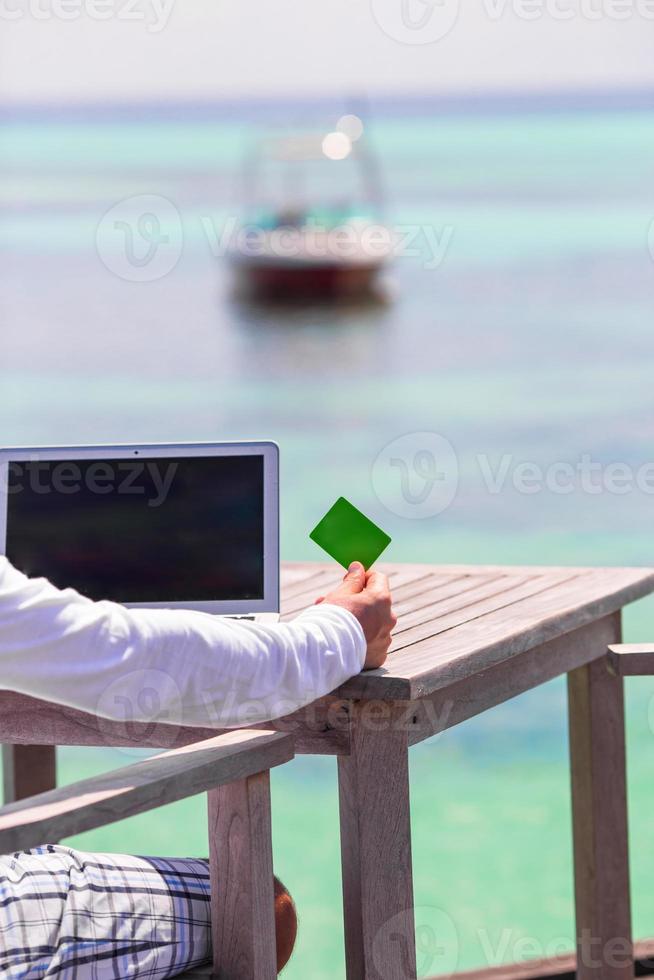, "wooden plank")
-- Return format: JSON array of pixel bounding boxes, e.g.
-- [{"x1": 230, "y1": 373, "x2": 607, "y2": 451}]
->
[
  {"x1": 281, "y1": 568, "x2": 342, "y2": 603},
  {"x1": 338, "y1": 702, "x2": 415, "y2": 980},
  {"x1": 280, "y1": 563, "x2": 324, "y2": 591},
  {"x1": 0, "y1": 690, "x2": 349, "y2": 755},
  {"x1": 0, "y1": 730, "x2": 294, "y2": 853},
  {"x1": 607, "y1": 643, "x2": 654, "y2": 676},
  {"x1": 440, "y1": 953, "x2": 575, "y2": 979},
  {"x1": 282, "y1": 561, "x2": 622, "y2": 579},
  {"x1": 2, "y1": 744, "x2": 56, "y2": 804},
  {"x1": 392, "y1": 572, "x2": 500, "y2": 617},
  {"x1": 424, "y1": 938, "x2": 654, "y2": 979},
  {"x1": 390, "y1": 572, "x2": 579, "y2": 651},
  {"x1": 407, "y1": 615, "x2": 620, "y2": 747},
  {"x1": 281, "y1": 566, "x2": 447, "y2": 620},
  {"x1": 338, "y1": 566, "x2": 654, "y2": 700},
  {"x1": 568, "y1": 623, "x2": 633, "y2": 980},
  {"x1": 393, "y1": 573, "x2": 538, "y2": 633},
  {"x1": 174, "y1": 937, "x2": 654, "y2": 980},
  {"x1": 209, "y1": 771, "x2": 277, "y2": 980},
  {"x1": 381, "y1": 570, "x2": 470, "y2": 609}
]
